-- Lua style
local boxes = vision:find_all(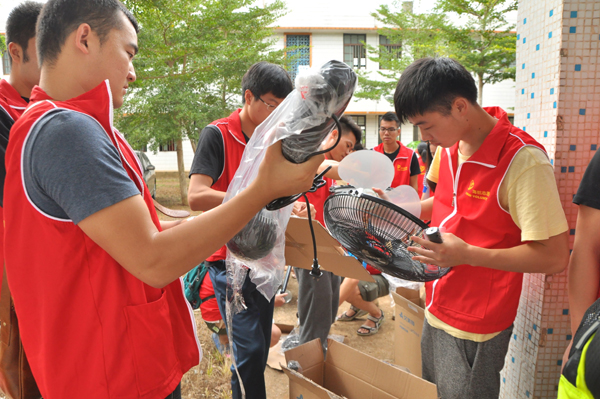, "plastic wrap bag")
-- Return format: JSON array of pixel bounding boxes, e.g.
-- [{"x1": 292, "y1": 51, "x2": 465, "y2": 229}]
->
[{"x1": 223, "y1": 60, "x2": 357, "y2": 314}]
